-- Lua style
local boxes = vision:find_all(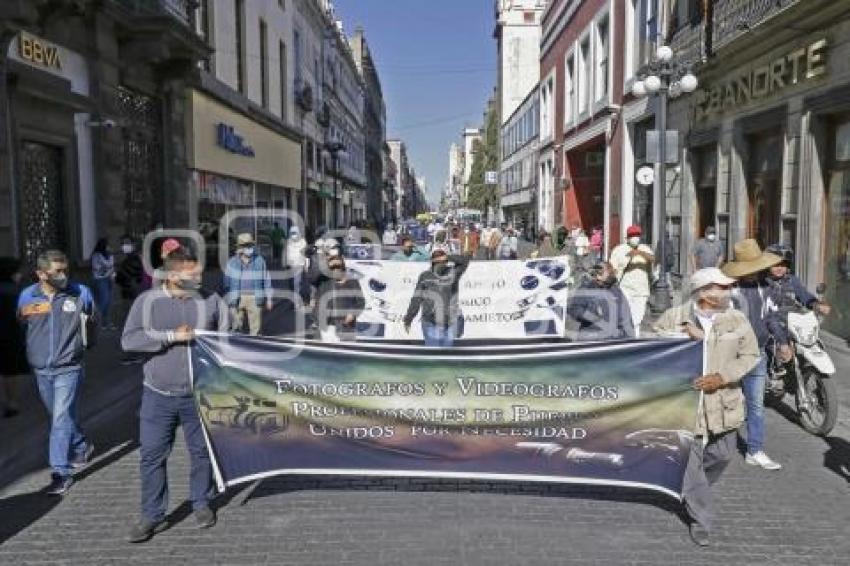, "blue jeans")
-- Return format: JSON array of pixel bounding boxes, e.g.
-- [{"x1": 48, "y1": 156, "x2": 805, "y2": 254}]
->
[
  {"x1": 422, "y1": 321, "x2": 457, "y2": 348},
  {"x1": 741, "y1": 356, "x2": 768, "y2": 455},
  {"x1": 139, "y1": 388, "x2": 214, "y2": 523},
  {"x1": 35, "y1": 369, "x2": 89, "y2": 477},
  {"x1": 92, "y1": 277, "x2": 112, "y2": 325}
]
